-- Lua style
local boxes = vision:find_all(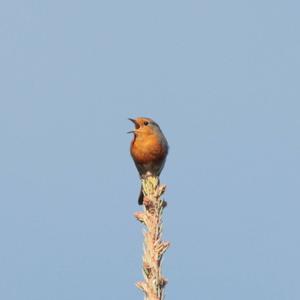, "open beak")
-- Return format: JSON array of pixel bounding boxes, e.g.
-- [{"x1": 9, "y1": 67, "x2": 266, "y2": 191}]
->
[
  {"x1": 128, "y1": 118, "x2": 139, "y2": 127},
  {"x1": 127, "y1": 118, "x2": 139, "y2": 133}
]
